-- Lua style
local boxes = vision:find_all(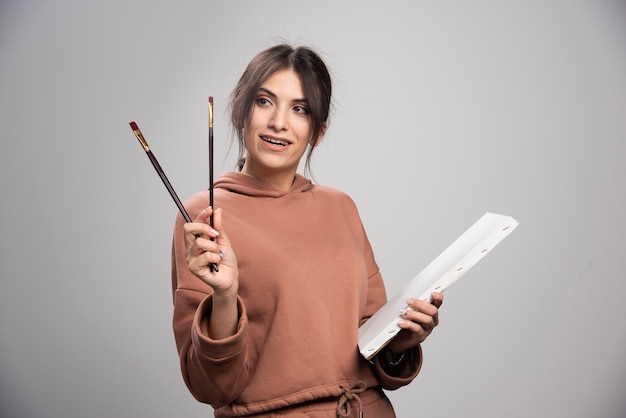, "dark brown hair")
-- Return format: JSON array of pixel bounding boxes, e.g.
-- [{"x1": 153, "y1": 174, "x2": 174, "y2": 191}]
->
[{"x1": 229, "y1": 44, "x2": 332, "y2": 175}]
